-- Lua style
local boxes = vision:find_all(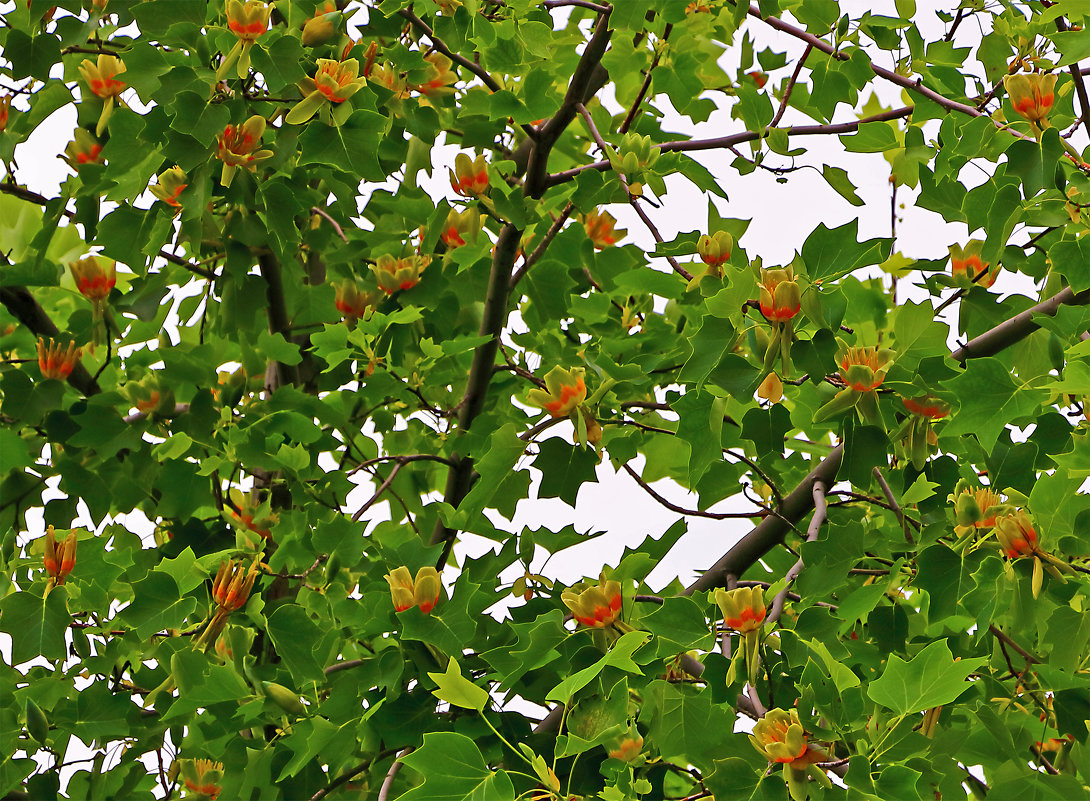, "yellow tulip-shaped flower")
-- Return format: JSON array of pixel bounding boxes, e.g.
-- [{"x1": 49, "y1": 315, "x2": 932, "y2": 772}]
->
[
  {"x1": 561, "y1": 577, "x2": 622, "y2": 628},
  {"x1": 149, "y1": 166, "x2": 187, "y2": 209},
  {"x1": 215, "y1": 115, "x2": 274, "y2": 187},
  {"x1": 583, "y1": 210, "x2": 625, "y2": 248},
  {"x1": 77, "y1": 54, "x2": 126, "y2": 135},
  {"x1": 527, "y1": 366, "x2": 587, "y2": 418},
  {"x1": 949, "y1": 240, "x2": 996, "y2": 289},
  {"x1": 1005, "y1": 72, "x2": 1057, "y2": 124},
  {"x1": 37, "y1": 338, "x2": 81, "y2": 381},
  {"x1": 384, "y1": 566, "x2": 442, "y2": 614},
  {"x1": 372, "y1": 254, "x2": 430, "y2": 294},
  {"x1": 286, "y1": 58, "x2": 367, "y2": 125},
  {"x1": 449, "y1": 153, "x2": 489, "y2": 196},
  {"x1": 217, "y1": 0, "x2": 271, "y2": 80}
]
